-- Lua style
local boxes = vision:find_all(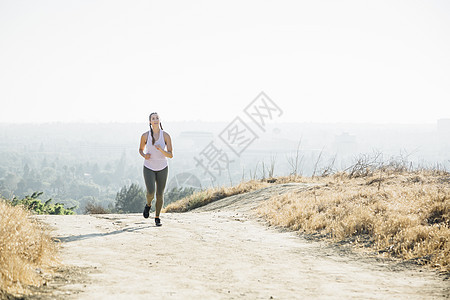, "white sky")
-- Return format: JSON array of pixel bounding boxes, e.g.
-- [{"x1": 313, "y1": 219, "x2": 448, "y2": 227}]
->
[{"x1": 0, "y1": 0, "x2": 449, "y2": 124}]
